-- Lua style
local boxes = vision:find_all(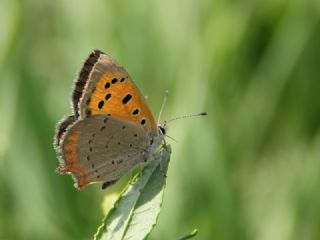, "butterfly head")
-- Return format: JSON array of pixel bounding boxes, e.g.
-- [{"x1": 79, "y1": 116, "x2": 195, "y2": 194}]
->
[
  {"x1": 157, "y1": 112, "x2": 207, "y2": 142},
  {"x1": 158, "y1": 122, "x2": 168, "y2": 136}
]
